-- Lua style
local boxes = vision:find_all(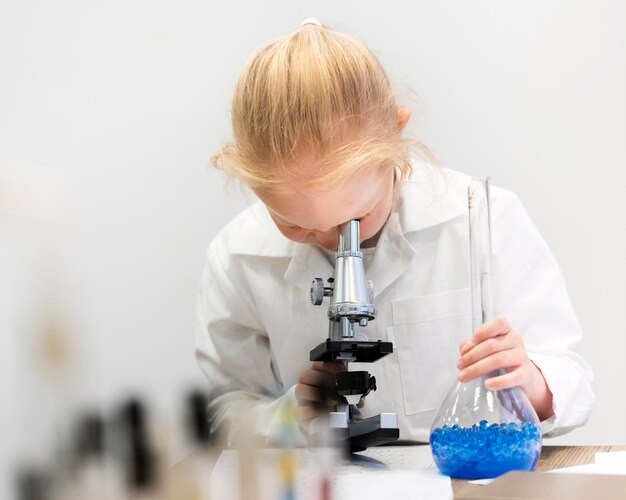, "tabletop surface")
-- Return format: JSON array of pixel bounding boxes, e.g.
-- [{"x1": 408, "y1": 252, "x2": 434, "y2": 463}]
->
[
  {"x1": 451, "y1": 444, "x2": 626, "y2": 497},
  {"x1": 170, "y1": 443, "x2": 626, "y2": 499}
]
